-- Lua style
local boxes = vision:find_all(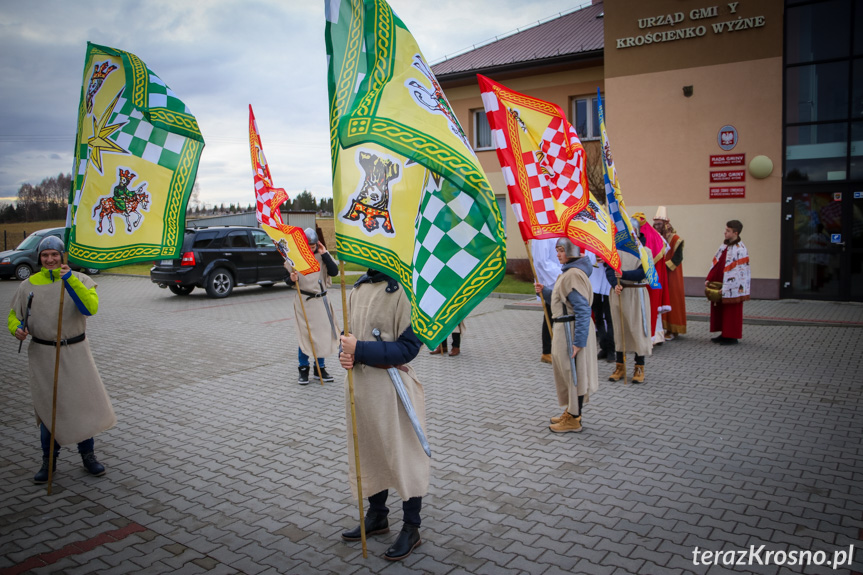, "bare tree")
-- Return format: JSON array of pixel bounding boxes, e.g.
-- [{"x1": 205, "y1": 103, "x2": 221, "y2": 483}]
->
[{"x1": 583, "y1": 141, "x2": 606, "y2": 205}]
